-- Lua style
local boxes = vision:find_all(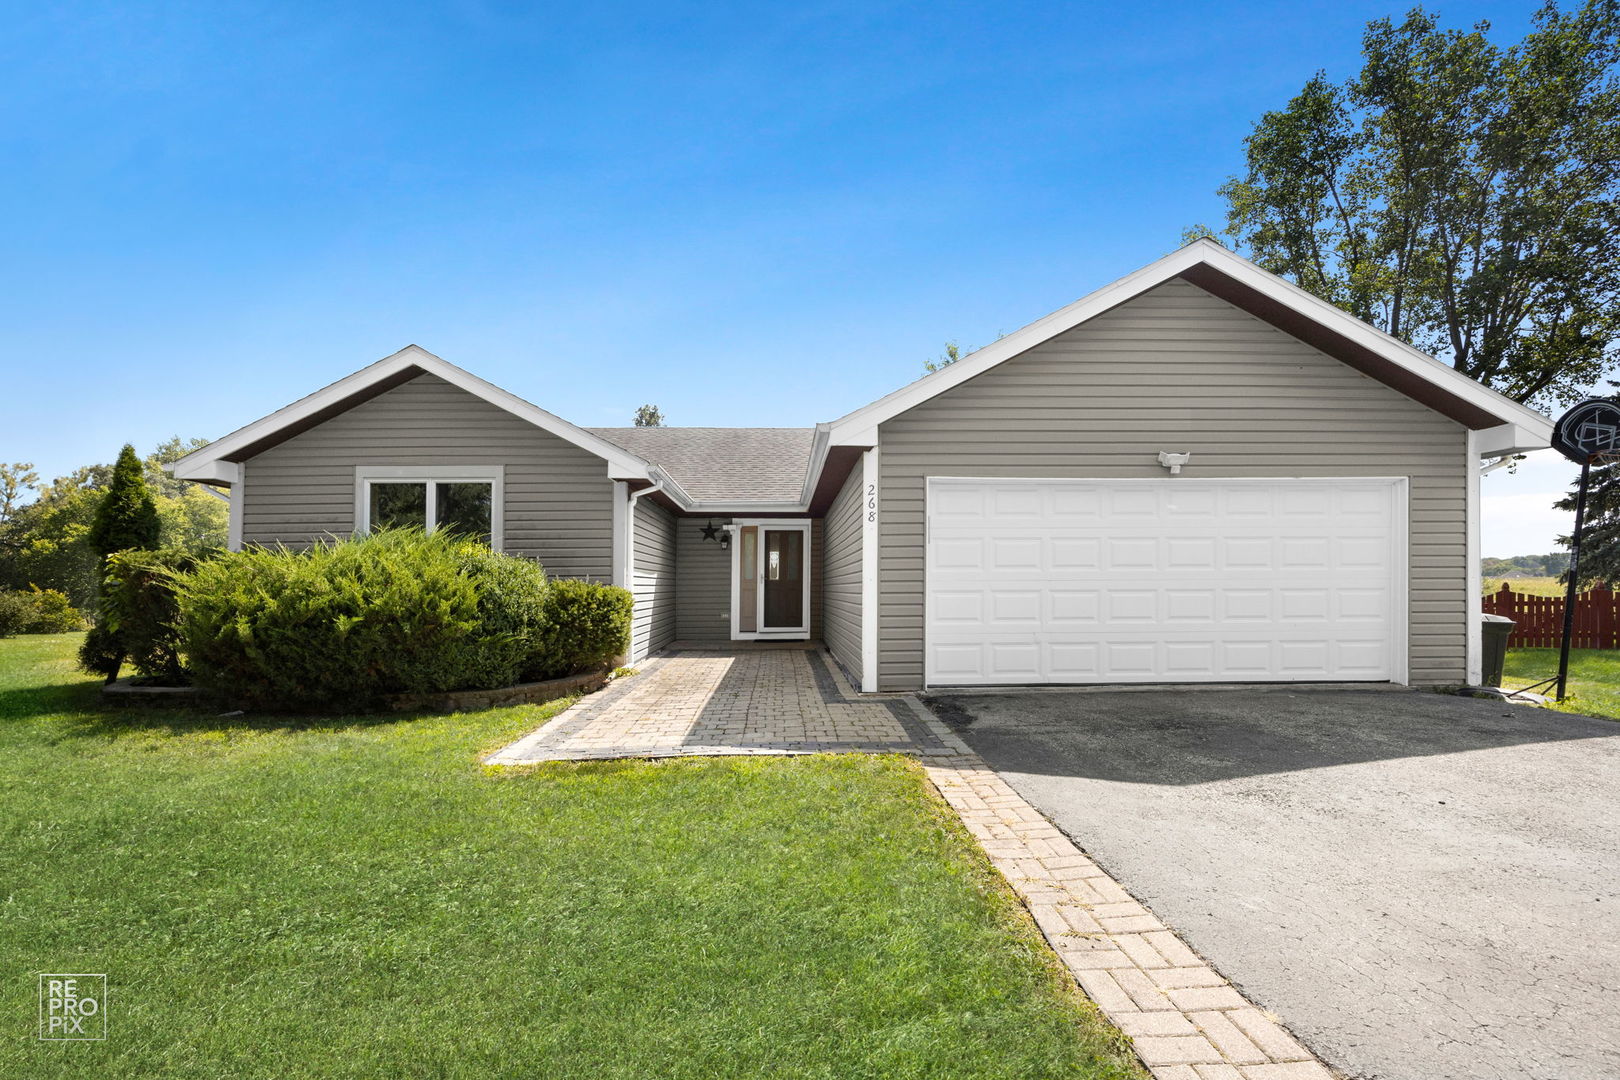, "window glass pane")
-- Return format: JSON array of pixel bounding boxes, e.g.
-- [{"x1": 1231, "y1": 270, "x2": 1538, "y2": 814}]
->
[
  {"x1": 742, "y1": 532, "x2": 756, "y2": 578},
  {"x1": 369, "y1": 483, "x2": 426, "y2": 532},
  {"x1": 768, "y1": 548, "x2": 781, "y2": 580},
  {"x1": 435, "y1": 482, "x2": 493, "y2": 545}
]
